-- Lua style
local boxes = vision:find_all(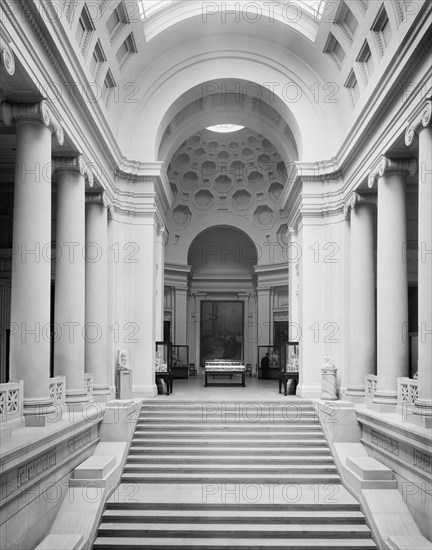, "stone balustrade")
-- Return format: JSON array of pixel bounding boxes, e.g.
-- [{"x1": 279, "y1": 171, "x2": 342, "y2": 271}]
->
[
  {"x1": 0, "y1": 380, "x2": 23, "y2": 423},
  {"x1": 397, "y1": 376, "x2": 419, "y2": 406},
  {"x1": 365, "y1": 374, "x2": 377, "y2": 400},
  {"x1": 49, "y1": 376, "x2": 66, "y2": 407}
]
